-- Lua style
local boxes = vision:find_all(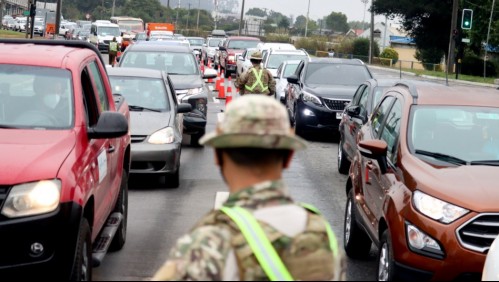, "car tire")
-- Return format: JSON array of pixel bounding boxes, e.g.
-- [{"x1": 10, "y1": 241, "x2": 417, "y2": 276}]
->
[
  {"x1": 109, "y1": 171, "x2": 128, "y2": 252},
  {"x1": 338, "y1": 140, "x2": 351, "y2": 175},
  {"x1": 190, "y1": 130, "x2": 205, "y2": 147},
  {"x1": 165, "y1": 168, "x2": 180, "y2": 188},
  {"x1": 344, "y1": 189, "x2": 372, "y2": 259},
  {"x1": 70, "y1": 218, "x2": 92, "y2": 281},
  {"x1": 378, "y1": 230, "x2": 396, "y2": 281}
]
